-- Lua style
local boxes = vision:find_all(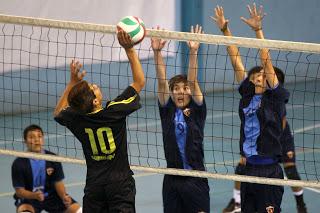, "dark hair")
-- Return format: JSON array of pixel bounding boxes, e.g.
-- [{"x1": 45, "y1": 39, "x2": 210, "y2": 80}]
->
[
  {"x1": 248, "y1": 66, "x2": 285, "y2": 85},
  {"x1": 23, "y1": 124, "x2": 43, "y2": 140},
  {"x1": 247, "y1": 66, "x2": 263, "y2": 79},
  {"x1": 168, "y1": 74, "x2": 188, "y2": 91},
  {"x1": 67, "y1": 80, "x2": 96, "y2": 114},
  {"x1": 273, "y1": 67, "x2": 285, "y2": 84}
]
